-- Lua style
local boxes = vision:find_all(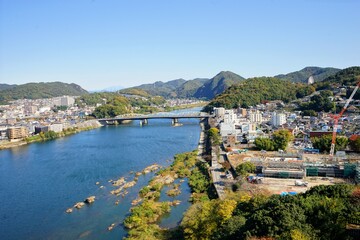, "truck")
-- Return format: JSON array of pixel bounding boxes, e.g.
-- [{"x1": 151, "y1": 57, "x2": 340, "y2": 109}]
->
[{"x1": 295, "y1": 180, "x2": 308, "y2": 187}]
